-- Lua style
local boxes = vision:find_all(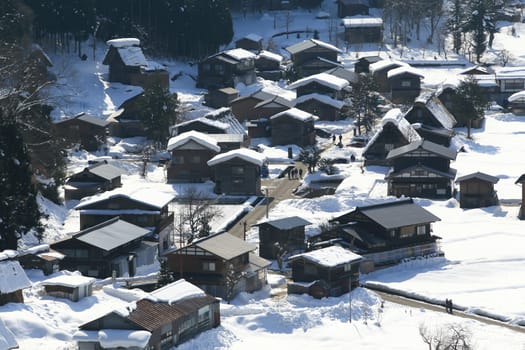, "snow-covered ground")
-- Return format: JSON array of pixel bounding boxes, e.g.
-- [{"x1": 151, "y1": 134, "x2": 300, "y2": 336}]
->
[{"x1": 5, "y1": 2, "x2": 525, "y2": 349}]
